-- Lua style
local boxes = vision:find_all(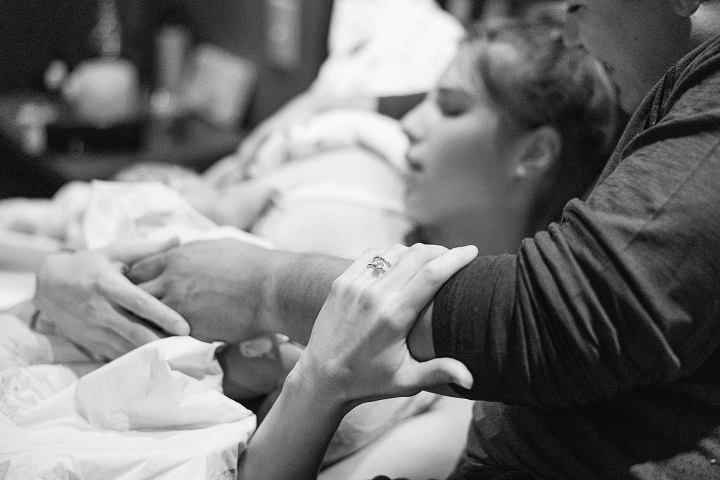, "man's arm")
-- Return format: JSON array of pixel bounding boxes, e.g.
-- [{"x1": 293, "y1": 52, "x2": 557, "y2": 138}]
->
[
  {"x1": 263, "y1": 249, "x2": 351, "y2": 343},
  {"x1": 126, "y1": 239, "x2": 351, "y2": 344}
]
